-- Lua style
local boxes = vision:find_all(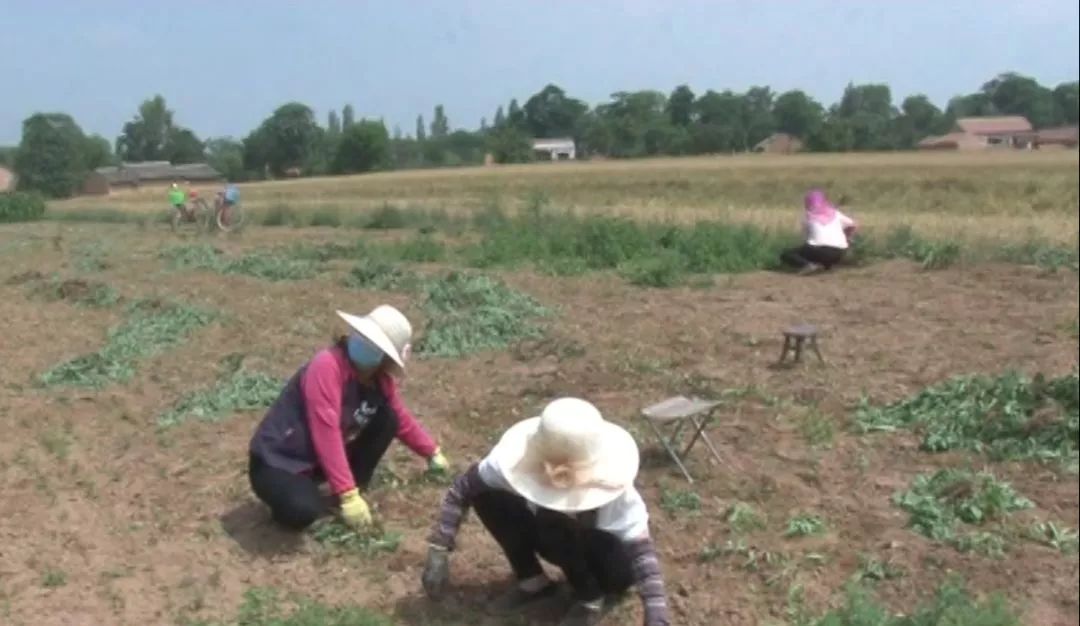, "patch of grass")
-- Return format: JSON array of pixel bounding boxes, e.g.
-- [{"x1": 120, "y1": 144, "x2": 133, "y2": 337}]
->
[
  {"x1": 853, "y1": 554, "x2": 904, "y2": 583},
  {"x1": 190, "y1": 587, "x2": 395, "y2": 626},
  {"x1": 362, "y1": 203, "x2": 412, "y2": 230},
  {"x1": 39, "y1": 299, "x2": 215, "y2": 388},
  {"x1": 618, "y1": 249, "x2": 687, "y2": 287},
  {"x1": 785, "y1": 513, "x2": 827, "y2": 538},
  {"x1": 308, "y1": 206, "x2": 344, "y2": 227},
  {"x1": 893, "y1": 468, "x2": 1032, "y2": 556},
  {"x1": 259, "y1": 204, "x2": 304, "y2": 227},
  {"x1": 344, "y1": 259, "x2": 423, "y2": 292},
  {"x1": 38, "y1": 428, "x2": 72, "y2": 459},
  {"x1": 40, "y1": 570, "x2": 67, "y2": 588},
  {"x1": 44, "y1": 207, "x2": 157, "y2": 224},
  {"x1": 396, "y1": 234, "x2": 446, "y2": 262},
  {"x1": 415, "y1": 271, "x2": 550, "y2": 358},
  {"x1": 30, "y1": 276, "x2": 120, "y2": 308},
  {"x1": 158, "y1": 369, "x2": 282, "y2": 428},
  {"x1": 73, "y1": 245, "x2": 109, "y2": 272},
  {"x1": 799, "y1": 410, "x2": 835, "y2": 448},
  {"x1": 726, "y1": 501, "x2": 766, "y2": 533},
  {"x1": 660, "y1": 488, "x2": 702, "y2": 516},
  {"x1": 855, "y1": 371, "x2": 1079, "y2": 467},
  {"x1": 163, "y1": 244, "x2": 320, "y2": 281},
  {"x1": 309, "y1": 520, "x2": 402, "y2": 557},
  {"x1": 791, "y1": 577, "x2": 1019, "y2": 626}
]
